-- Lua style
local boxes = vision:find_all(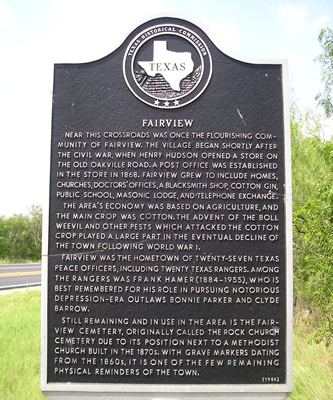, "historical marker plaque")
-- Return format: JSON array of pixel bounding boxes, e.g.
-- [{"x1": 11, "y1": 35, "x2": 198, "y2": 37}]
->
[{"x1": 41, "y1": 17, "x2": 292, "y2": 400}]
